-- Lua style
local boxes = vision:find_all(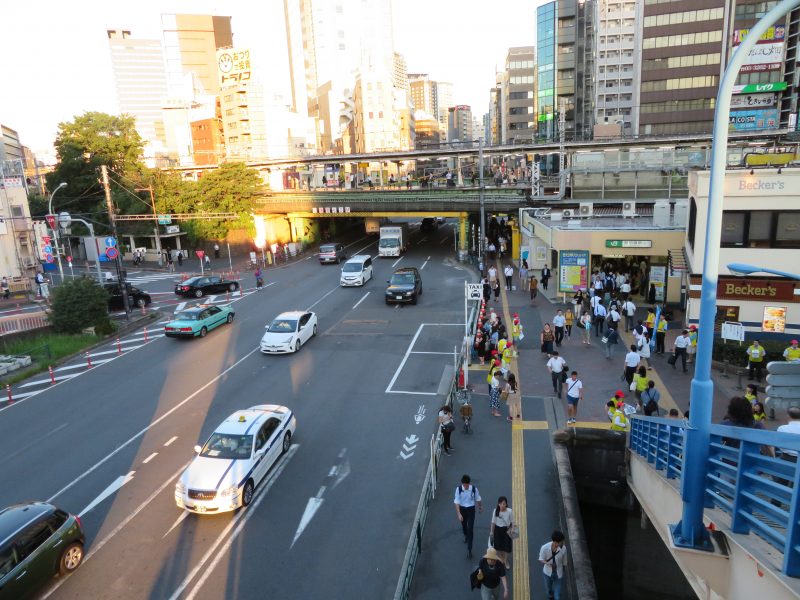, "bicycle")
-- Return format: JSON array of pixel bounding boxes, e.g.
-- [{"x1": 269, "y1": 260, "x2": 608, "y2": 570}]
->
[{"x1": 456, "y1": 385, "x2": 473, "y2": 434}]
